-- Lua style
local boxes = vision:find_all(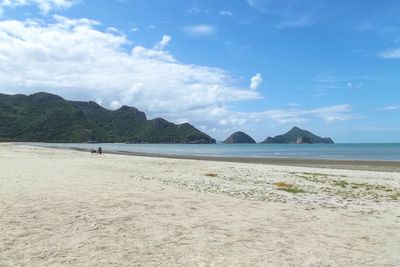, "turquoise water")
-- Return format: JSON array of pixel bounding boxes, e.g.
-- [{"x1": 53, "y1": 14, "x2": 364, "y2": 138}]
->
[{"x1": 32, "y1": 143, "x2": 400, "y2": 161}]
